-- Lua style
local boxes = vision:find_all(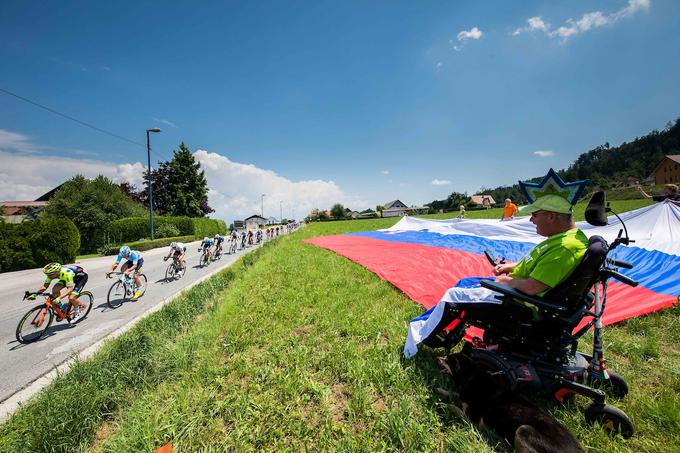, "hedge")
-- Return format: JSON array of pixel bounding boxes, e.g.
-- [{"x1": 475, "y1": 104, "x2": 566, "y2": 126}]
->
[
  {"x1": 124, "y1": 235, "x2": 195, "y2": 252},
  {"x1": 0, "y1": 218, "x2": 80, "y2": 273},
  {"x1": 109, "y1": 216, "x2": 226, "y2": 244}
]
